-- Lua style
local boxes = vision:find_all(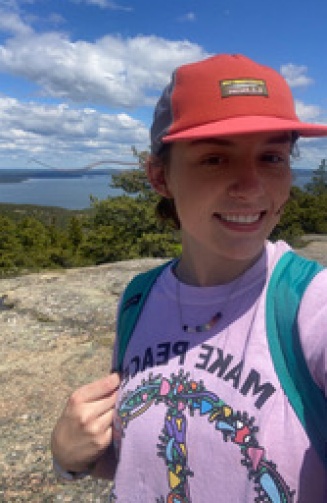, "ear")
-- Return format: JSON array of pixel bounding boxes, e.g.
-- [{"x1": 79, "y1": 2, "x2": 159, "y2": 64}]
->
[{"x1": 146, "y1": 155, "x2": 172, "y2": 198}]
